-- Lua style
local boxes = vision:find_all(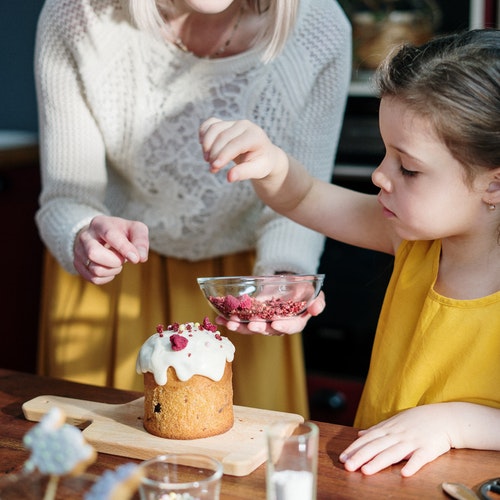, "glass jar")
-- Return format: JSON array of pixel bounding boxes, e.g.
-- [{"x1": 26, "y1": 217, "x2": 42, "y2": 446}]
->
[{"x1": 347, "y1": 0, "x2": 442, "y2": 71}]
